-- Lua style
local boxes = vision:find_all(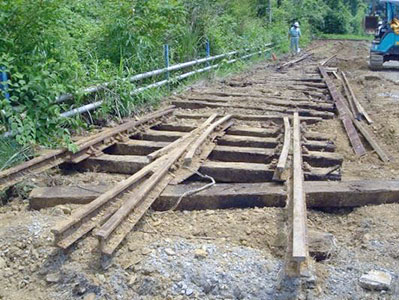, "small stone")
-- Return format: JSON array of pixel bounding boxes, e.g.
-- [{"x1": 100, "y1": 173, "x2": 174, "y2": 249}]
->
[
  {"x1": 97, "y1": 274, "x2": 105, "y2": 282},
  {"x1": 129, "y1": 275, "x2": 137, "y2": 286},
  {"x1": 308, "y1": 230, "x2": 336, "y2": 261},
  {"x1": 141, "y1": 248, "x2": 153, "y2": 255},
  {"x1": 185, "y1": 288, "x2": 194, "y2": 296},
  {"x1": 74, "y1": 284, "x2": 87, "y2": 295},
  {"x1": 84, "y1": 293, "x2": 96, "y2": 300},
  {"x1": 58, "y1": 205, "x2": 72, "y2": 215},
  {"x1": 194, "y1": 248, "x2": 208, "y2": 259},
  {"x1": 359, "y1": 270, "x2": 392, "y2": 291},
  {"x1": 45, "y1": 272, "x2": 60, "y2": 283},
  {"x1": 164, "y1": 248, "x2": 176, "y2": 256}
]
